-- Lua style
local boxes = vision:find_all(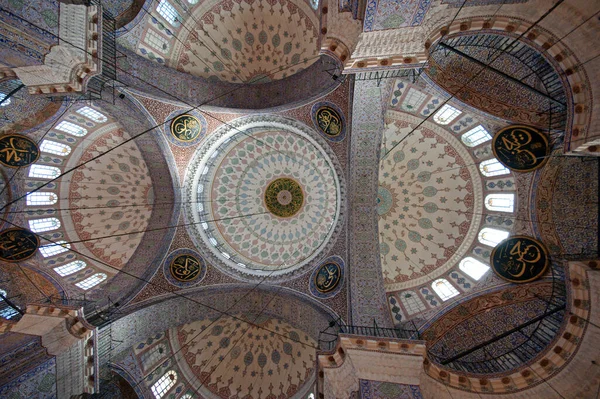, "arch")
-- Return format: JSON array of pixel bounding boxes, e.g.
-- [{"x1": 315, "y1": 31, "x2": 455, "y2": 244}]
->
[
  {"x1": 98, "y1": 284, "x2": 343, "y2": 365},
  {"x1": 431, "y1": 279, "x2": 459, "y2": 301},
  {"x1": 478, "y1": 227, "x2": 509, "y2": 247}
]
